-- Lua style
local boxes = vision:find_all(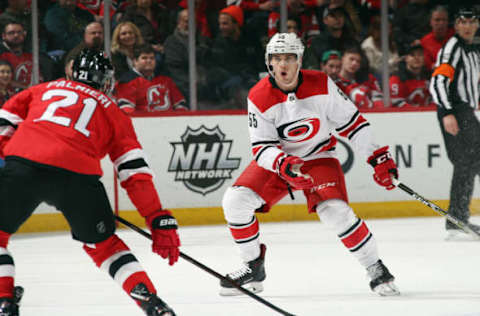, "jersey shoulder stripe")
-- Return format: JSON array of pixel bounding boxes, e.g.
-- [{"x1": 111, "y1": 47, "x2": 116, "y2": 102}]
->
[
  {"x1": 296, "y1": 70, "x2": 329, "y2": 99},
  {"x1": 248, "y1": 77, "x2": 285, "y2": 113}
]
